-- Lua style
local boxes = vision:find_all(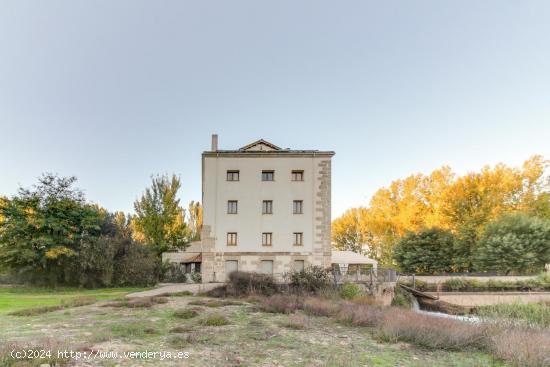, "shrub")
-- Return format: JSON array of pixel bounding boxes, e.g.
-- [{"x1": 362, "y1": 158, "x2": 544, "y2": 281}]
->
[
  {"x1": 476, "y1": 302, "x2": 550, "y2": 328},
  {"x1": 162, "y1": 263, "x2": 188, "y2": 283},
  {"x1": 391, "y1": 287, "x2": 414, "y2": 308},
  {"x1": 114, "y1": 244, "x2": 162, "y2": 287},
  {"x1": 303, "y1": 297, "x2": 340, "y2": 317},
  {"x1": 394, "y1": 228, "x2": 457, "y2": 274},
  {"x1": 204, "y1": 285, "x2": 229, "y2": 298},
  {"x1": 173, "y1": 309, "x2": 199, "y2": 319},
  {"x1": 288, "y1": 266, "x2": 331, "y2": 293},
  {"x1": 259, "y1": 294, "x2": 302, "y2": 314},
  {"x1": 201, "y1": 314, "x2": 230, "y2": 326},
  {"x1": 228, "y1": 271, "x2": 278, "y2": 296},
  {"x1": 489, "y1": 327, "x2": 550, "y2": 367},
  {"x1": 336, "y1": 303, "x2": 383, "y2": 327},
  {"x1": 282, "y1": 314, "x2": 310, "y2": 330},
  {"x1": 377, "y1": 308, "x2": 489, "y2": 350},
  {"x1": 191, "y1": 272, "x2": 202, "y2": 283},
  {"x1": 339, "y1": 282, "x2": 361, "y2": 299},
  {"x1": 443, "y1": 278, "x2": 467, "y2": 291}
]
